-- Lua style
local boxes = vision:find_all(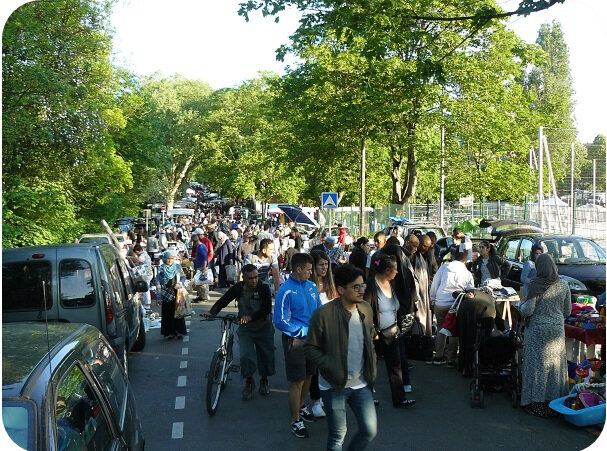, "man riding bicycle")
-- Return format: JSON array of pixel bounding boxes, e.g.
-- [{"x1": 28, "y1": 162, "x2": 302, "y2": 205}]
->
[{"x1": 203, "y1": 264, "x2": 276, "y2": 400}]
